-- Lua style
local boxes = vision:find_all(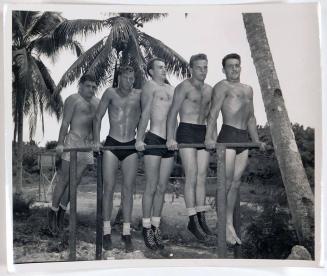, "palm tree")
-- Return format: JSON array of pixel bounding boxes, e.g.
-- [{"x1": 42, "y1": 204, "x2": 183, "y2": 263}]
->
[
  {"x1": 243, "y1": 13, "x2": 314, "y2": 257},
  {"x1": 12, "y1": 11, "x2": 83, "y2": 194},
  {"x1": 54, "y1": 13, "x2": 189, "y2": 92}
]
